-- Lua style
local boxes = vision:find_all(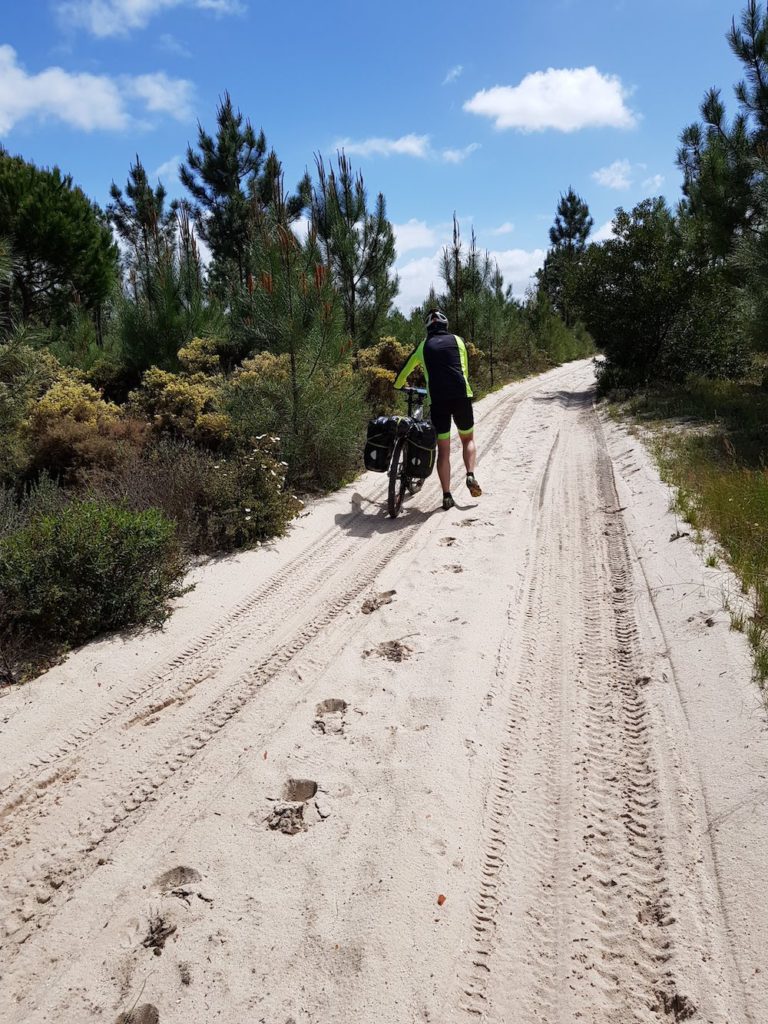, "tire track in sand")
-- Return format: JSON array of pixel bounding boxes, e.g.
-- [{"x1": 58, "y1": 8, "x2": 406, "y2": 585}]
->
[{"x1": 458, "y1": 387, "x2": 744, "y2": 1023}]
